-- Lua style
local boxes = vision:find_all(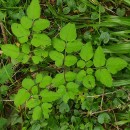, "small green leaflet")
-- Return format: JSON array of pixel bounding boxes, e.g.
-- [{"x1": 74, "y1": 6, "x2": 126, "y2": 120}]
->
[
  {"x1": 76, "y1": 70, "x2": 86, "y2": 82},
  {"x1": 32, "y1": 106, "x2": 42, "y2": 120},
  {"x1": 65, "y1": 71, "x2": 76, "y2": 81},
  {"x1": 32, "y1": 56, "x2": 42, "y2": 64},
  {"x1": 93, "y1": 46, "x2": 106, "y2": 67},
  {"x1": 22, "y1": 78, "x2": 34, "y2": 90},
  {"x1": 65, "y1": 55, "x2": 77, "y2": 67},
  {"x1": 106, "y1": 57, "x2": 127, "y2": 74},
  {"x1": 1, "y1": 44, "x2": 19, "y2": 59},
  {"x1": 66, "y1": 40, "x2": 83, "y2": 53},
  {"x1": 39, "y1": 76, "x2": 52, "y2": 88},
  {"x1": 98, "y1": 113, "x2": 111, "y2": 124},
  {"x1": 27, "y1": 0, "x2": 40, "y2": 20},
  {"x1": 14, "y1": 89, "x2": 30, "y2": 107},
  {"x1": 80, "y1": 42, "x2": 93, "y2": 61},
  {"x1": 83, "y1": 75, "x2": 95, "y2": 89},
  {"x1": 22, "y1": 44, "x2": 30, "y2": 54},
  {"x1": 20, "y1": 16, "x2": 32, "y2": 29},
  {"x1": 26, "y1": 98, "x2": 40, "y2": 109},
  {"x1": 52, "y1": 73, "x2": 65, "y2": 87},
  {"x1": 42, "y1": 103, "x2": 52, "y2": 119},
  {"x1": 60, "y1": 23, "x2": 77, "y2": 42},
  {"x1": 95, "y1": 69, "x2": 113, "y2": 87},
  {"x1": 31, "y1": 34, "x2": 51, "y2": 47},
  {"x1": 11, "y1": 23, "x2": 30, "y2": 37},
  {"x1": 77, "y1": 60, "x2": 86, "y2": 68},
  {"x1": 33, "y1": 19, "x2": 50, "y2": 32},
  {"x1": 52, "y1": 38, "x2": 65, "y2": 52},
  {"x1": 31, "y1": 86, "x2": 38, "y2": 95}
]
